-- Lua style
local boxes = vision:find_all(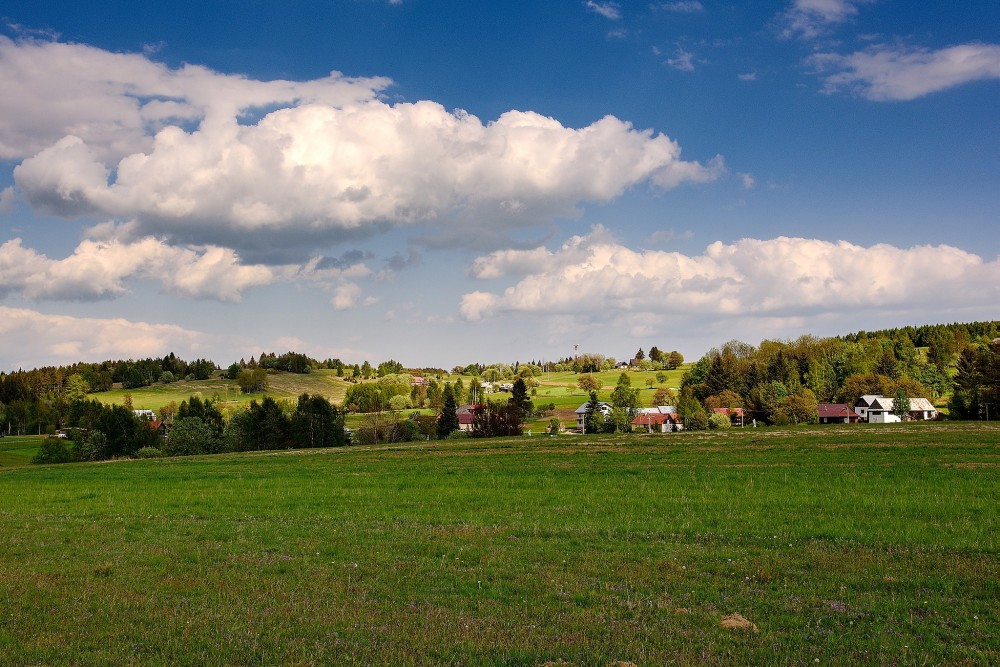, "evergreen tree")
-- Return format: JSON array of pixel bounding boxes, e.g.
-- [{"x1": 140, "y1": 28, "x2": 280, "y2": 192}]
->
[
  {"x1": 437, "y1": 384, "x2": 459, "y2": 438},
  {"x1": 584, "y1": 391, "x2": 605, "y2": 434},
  {"x1": 508, "y1": 378, "x2": 532, "y2": 423}
]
